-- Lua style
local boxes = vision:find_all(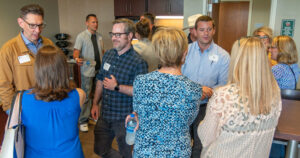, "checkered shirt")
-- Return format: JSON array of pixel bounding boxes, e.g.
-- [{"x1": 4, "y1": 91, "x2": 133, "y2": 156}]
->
[{"x1": 96, "y1": 46, "x2": 148, "y2": 122}]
